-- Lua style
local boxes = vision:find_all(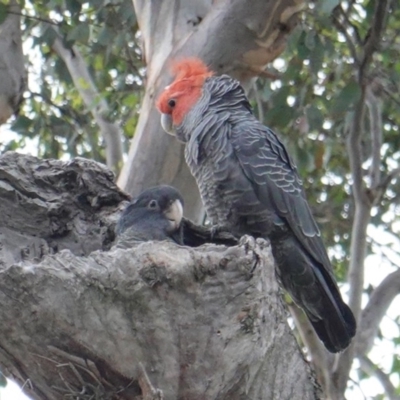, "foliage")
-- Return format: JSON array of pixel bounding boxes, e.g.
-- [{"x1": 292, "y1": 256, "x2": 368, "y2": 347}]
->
[
  {"x1": 252, "y1": 2, "x2": 400, "y2": 396},
  {"x1": 0, "y1": 371, "x2": 6, "y2": 387},
  {"x1": 3, "y1": 0, "x2": 143, "y2": 162},
  {"x1": 255, "y1": 1, "x2": 400, "y2": 277}
]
